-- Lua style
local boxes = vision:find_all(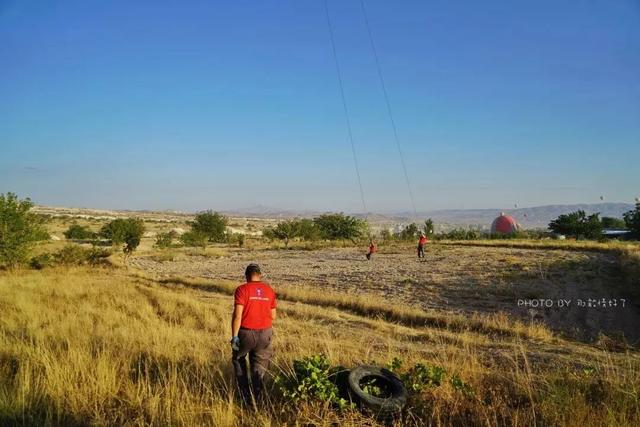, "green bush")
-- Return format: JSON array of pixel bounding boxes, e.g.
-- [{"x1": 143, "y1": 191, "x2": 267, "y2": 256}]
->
[
  {"x1": 623, "y1": 203, "x2": 640, "y2": 239},
  {"x1": 154, "y1": 231, "x2": 176, "y2": 249},
  {"x1": 313, "y1": 213, "x2": 367, "y2": 242},
  {"x1": 274, "y1": 354, "x2": 351, "y2": 410},
  {"x1": 63, "y1": 224, "x2": 96, "y2": 240},
  {"x1": 180, "y1": 230, "x2": 207, "y2": 248},
  {"x1": 601, "y1": 217, "x2": 627, "y2": 230},
  {"x1": 190, "y1": 210, "x2": 228, "y2": 243},
  {"x1": 0, "y1": 192, "x2": 48, "y2": 268},
  {"x1": 44, "y1": 245, "x2": 112, "y2": 267},
  {"x1": 387, "y1": 357, "x2": 470, "y2": 396},
  {"x1": 396, "y1": 223, "x2": 420, "y2": 241},
  {"x1": 100, "y1": 218, "x2": 145, "y2": 255},
  {"x1": 29, "y1": 253, "x2": 54, "y2": 270},
  {"x1": 549, "y1": 210, "x2": 602, "y2": 239}
]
